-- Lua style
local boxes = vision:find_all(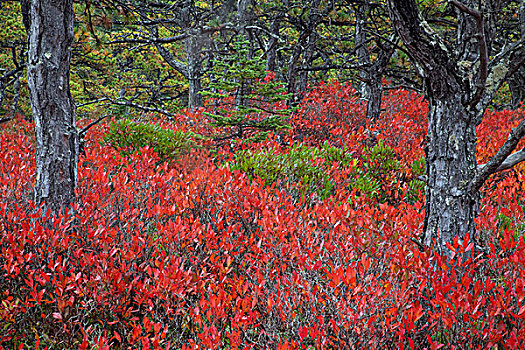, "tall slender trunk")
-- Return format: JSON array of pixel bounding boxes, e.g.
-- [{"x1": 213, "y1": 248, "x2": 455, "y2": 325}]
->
[
  {"x1": 508, "y1": 0, "x2": 525, "y2": 109},
  {"x1": 266, "y1": 15, "x2": 281, "y2": 73},
  {"x1": 508, "y1": 68, "x2": 525, "y2": 109},
  {"x1": 355, "y1": 2, "x2": 371, "y2": 102},
  {"x1": 25, "y1": 0, "x2": 78, "y2": 214},
  {"x1": 297, "y1": 32, "x2": 316, "y2": 98},
  {"x1": 185, "y1": 31, "x2": 203, "y2": 111},
  {"x1": 354, "y1": 2, "x2": 396, "y2": 120},
  {"x1": 287, "y1": 0, "x2": 321, "y2": 106}
]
